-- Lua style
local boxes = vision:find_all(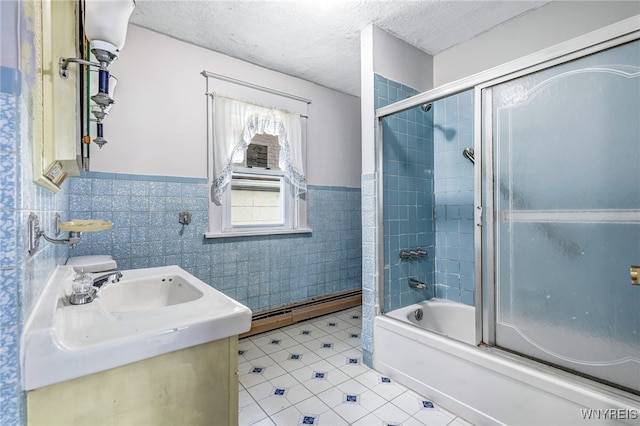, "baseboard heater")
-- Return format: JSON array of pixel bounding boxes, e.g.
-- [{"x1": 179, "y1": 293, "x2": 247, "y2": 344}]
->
[{"x1": 240, "y1": 289, "x2": 362, "y2": 338}]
